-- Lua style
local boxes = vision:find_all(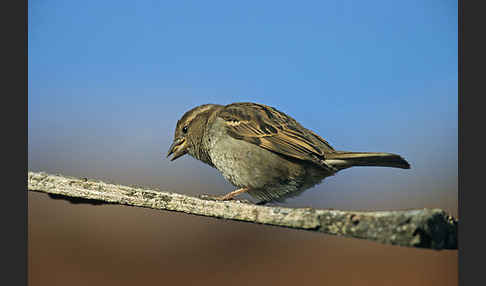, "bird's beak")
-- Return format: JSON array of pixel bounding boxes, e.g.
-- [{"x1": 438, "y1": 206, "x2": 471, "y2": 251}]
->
[{"x1": 167, "y1": 138, "x2": 188, "y2": 161}]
